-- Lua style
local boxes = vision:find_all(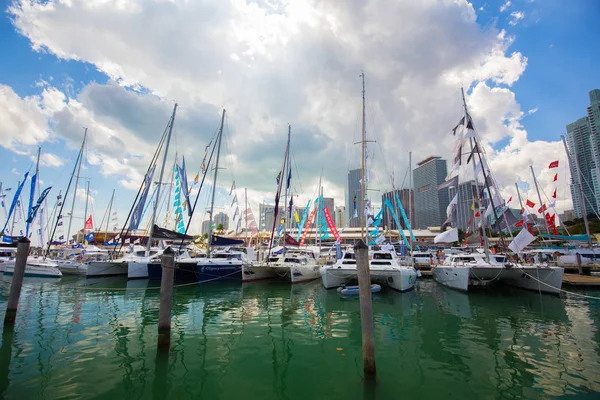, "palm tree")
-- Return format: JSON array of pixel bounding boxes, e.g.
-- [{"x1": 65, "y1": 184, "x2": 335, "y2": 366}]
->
[{"x1": 216, "y1": 224, "x2": 225, "y2": 234}]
